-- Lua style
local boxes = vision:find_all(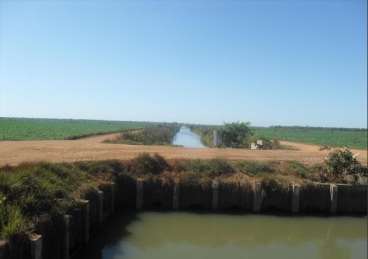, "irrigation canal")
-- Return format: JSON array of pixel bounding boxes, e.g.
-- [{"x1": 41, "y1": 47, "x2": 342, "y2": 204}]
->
[
  {"x1": 172, "y1": 126, "x2": 205, "y2": 148},
  {"x1": 77, "y1": 212, "x2": 366, "y2": 259}
]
